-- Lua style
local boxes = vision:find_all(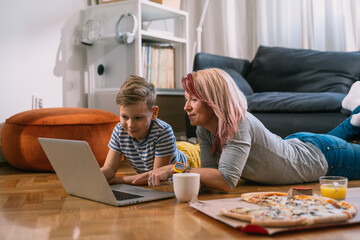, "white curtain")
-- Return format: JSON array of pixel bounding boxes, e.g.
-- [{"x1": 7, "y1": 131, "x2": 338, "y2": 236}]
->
[{"x1": 184, "y1": 0, "x2": 360, "y2": 63}]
